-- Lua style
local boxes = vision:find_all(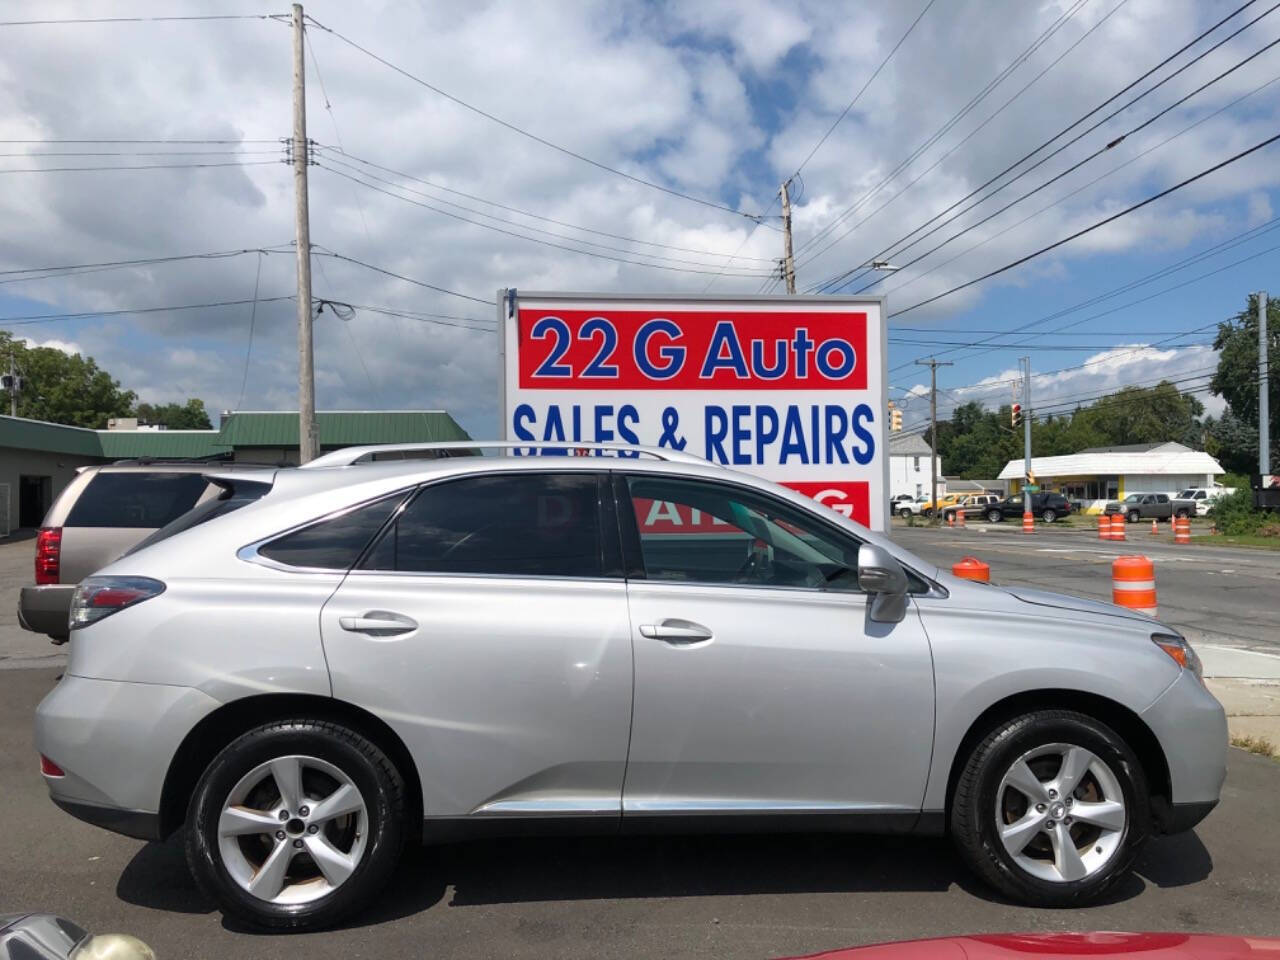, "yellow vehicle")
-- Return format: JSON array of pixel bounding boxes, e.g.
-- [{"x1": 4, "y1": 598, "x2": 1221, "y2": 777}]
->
[{"x1": 919, "y1": 492, "x2": 963, "y2": 517}]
